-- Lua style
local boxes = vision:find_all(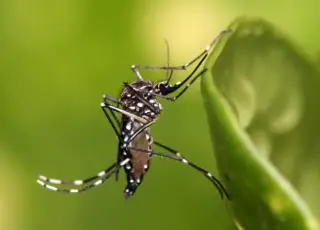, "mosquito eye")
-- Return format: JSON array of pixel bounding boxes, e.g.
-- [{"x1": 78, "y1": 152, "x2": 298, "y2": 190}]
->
[{"x1": 159, "y1": 83, "x2": 168, "y2": 93}]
